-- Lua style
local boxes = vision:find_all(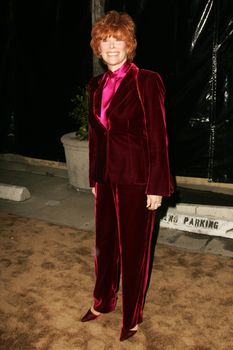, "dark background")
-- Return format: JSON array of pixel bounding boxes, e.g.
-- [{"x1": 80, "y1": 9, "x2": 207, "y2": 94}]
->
[
  {"x1": 0, "y1": 0, "x2": 92, "y2": 161},
  {"x1": 1, "y1": 0, "x2": 233, "y2": 183}
]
